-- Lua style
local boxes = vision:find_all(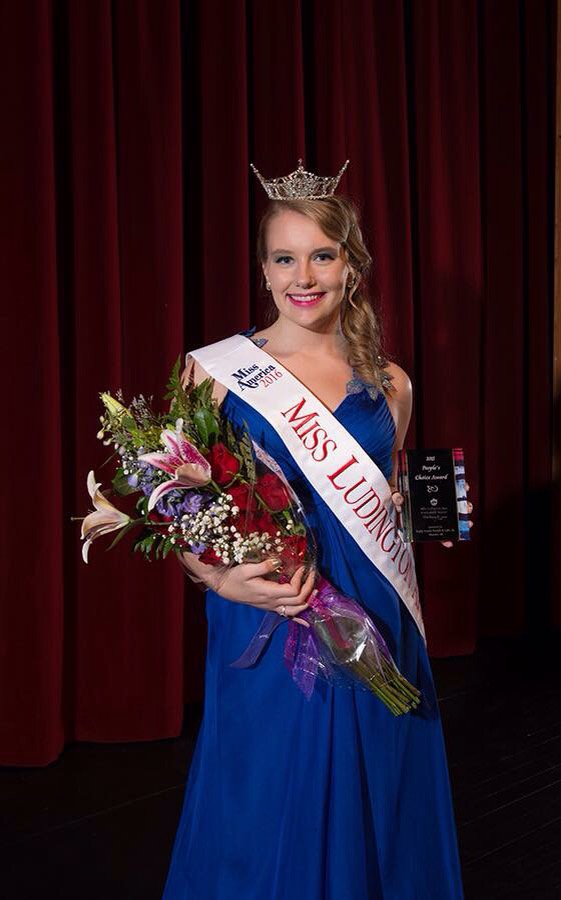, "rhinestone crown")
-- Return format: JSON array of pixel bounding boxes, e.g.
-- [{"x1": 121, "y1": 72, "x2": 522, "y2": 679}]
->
[{"x1": 250, "y1": 158, "x2": 349, "y2": 200}]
